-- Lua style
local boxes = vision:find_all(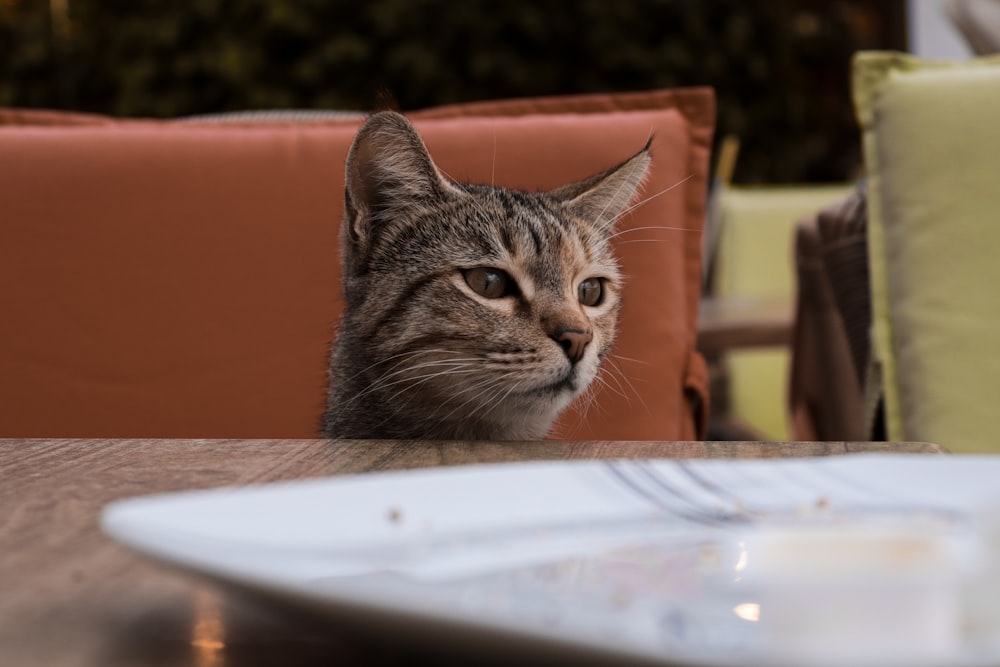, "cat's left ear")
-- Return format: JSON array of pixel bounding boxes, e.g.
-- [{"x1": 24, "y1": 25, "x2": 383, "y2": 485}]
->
[
  {"x1": 343, "y1": 111, "x2": 465, "y2": 256},
  {"x1": 550, "y1": 138, "x2": 652, "y2": 233}
]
